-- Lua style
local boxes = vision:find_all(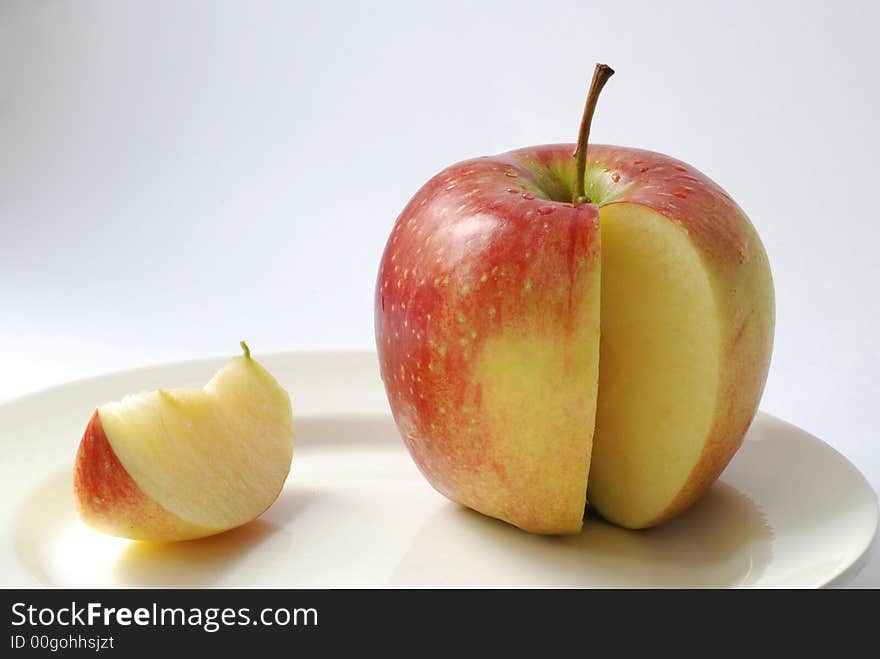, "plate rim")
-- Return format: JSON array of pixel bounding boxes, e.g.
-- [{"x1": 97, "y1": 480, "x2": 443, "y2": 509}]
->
[{"x1": 0, "y1": 348, "x2": 373, "y2": 410}]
